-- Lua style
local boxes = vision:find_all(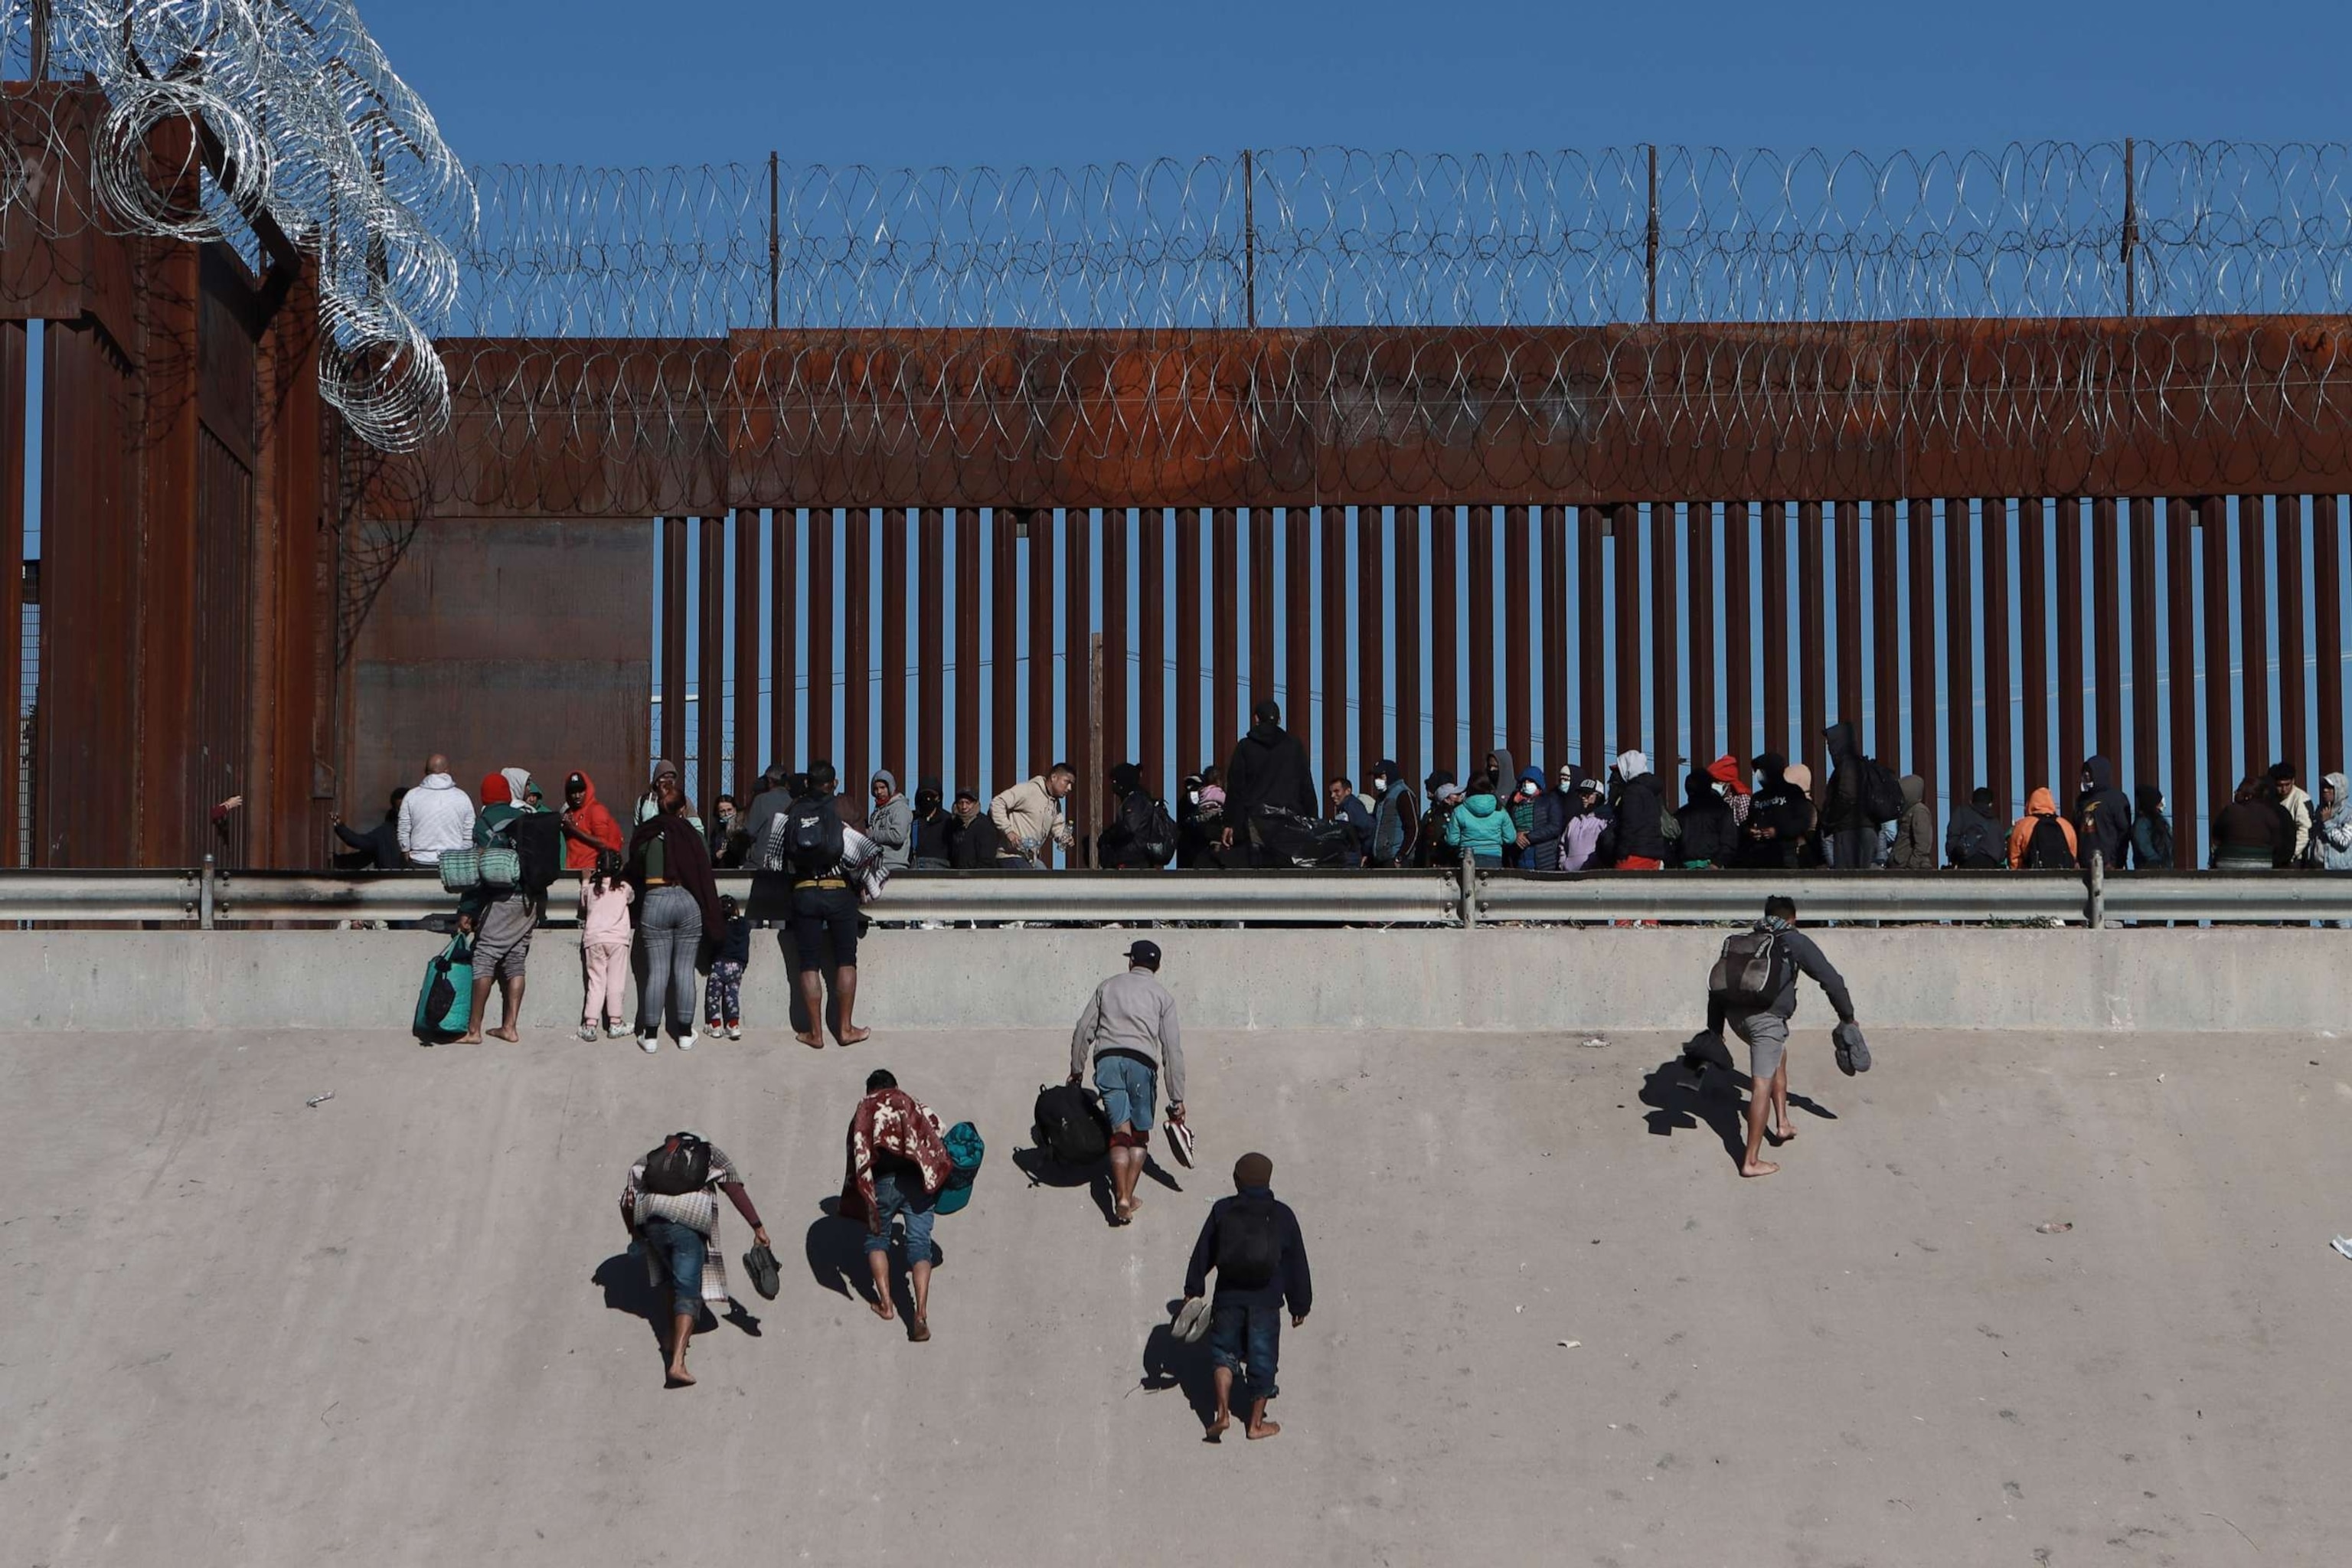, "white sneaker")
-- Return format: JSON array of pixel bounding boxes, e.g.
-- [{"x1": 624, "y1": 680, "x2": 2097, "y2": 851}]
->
[
  {"x1": 638, "y1": 1033, "x2": 660, "y2": 1054},
  {"x1": 677, "y1": 1033, "x2": 697, "y2": 1051},
  {"x1": 727, "y1": 1025, "x2": 742, "y2": 1041}
]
